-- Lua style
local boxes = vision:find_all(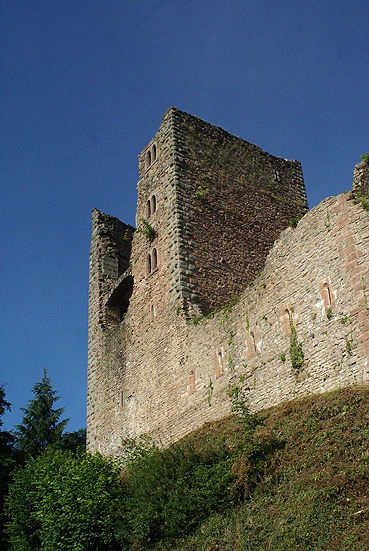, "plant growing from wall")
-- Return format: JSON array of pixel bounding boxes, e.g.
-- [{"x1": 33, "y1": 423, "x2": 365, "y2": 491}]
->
[
  {"x1": 288, "y1": 213, "x2": 303, "y2": 229},
  {"x1": 289, "y1": 321, "x2": 304, "y2": 370},
  {"x1": 362, "y1": 276, "x2": 369, "y2": 310},
  {"x1": 345, "y1": 331, "x2": 354, "y2": 356},
  {"x1": 228, "y1": 375, "x2": 263, "y2": 435},
  {"x1": 326, "y1": 308, "x2": 333, "y2": 320},
  {"x1": 360, "y1": 152, "x2": 369, "y2": 163},
  {"x1": 138, "y1": 219, "x2": 156, "y2": 243},
  {"x1": 228, "y1": 329, "x2": 234, "y2": 346},
  {"x1": 228, "y1": 353, "x2": 235, "y2": 369},
  {"x1": 194, "y1": 188, "x2": 209, "y2": 199},
  {"x1": 354, "y1": 192, "x2": 369, "y2": 211}
]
